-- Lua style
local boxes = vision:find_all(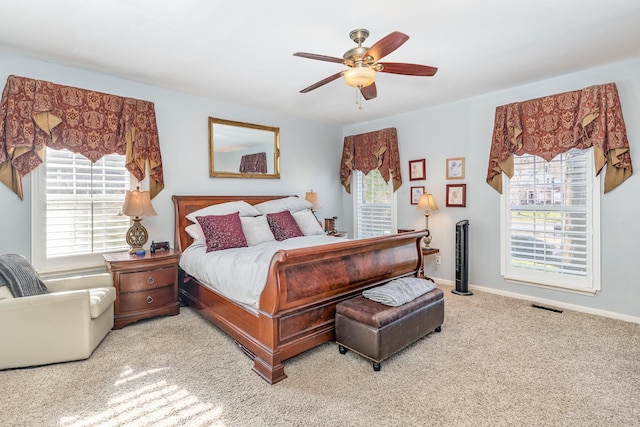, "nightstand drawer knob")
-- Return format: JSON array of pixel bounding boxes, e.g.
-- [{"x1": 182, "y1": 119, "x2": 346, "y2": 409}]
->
[
  {"x1": 146, "y1": 276, "x2": 155, "y2": 285},
  {"x1": 146, "y1": 296, "x2": 154, "y2": 304}
]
